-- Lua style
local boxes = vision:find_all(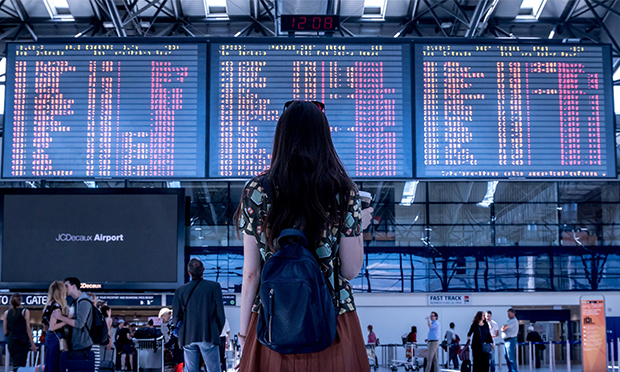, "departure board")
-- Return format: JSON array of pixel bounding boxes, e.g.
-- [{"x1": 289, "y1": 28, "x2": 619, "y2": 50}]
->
[
  {"x1": 2, "y1": 41, "x2": 207, "y2": 179},
  {"x1": 415, "y1": 43, "x2": 616, "y2": 179},
  {"x1": 209, "y1": 41, "x2": 413, "y2": 178}
]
